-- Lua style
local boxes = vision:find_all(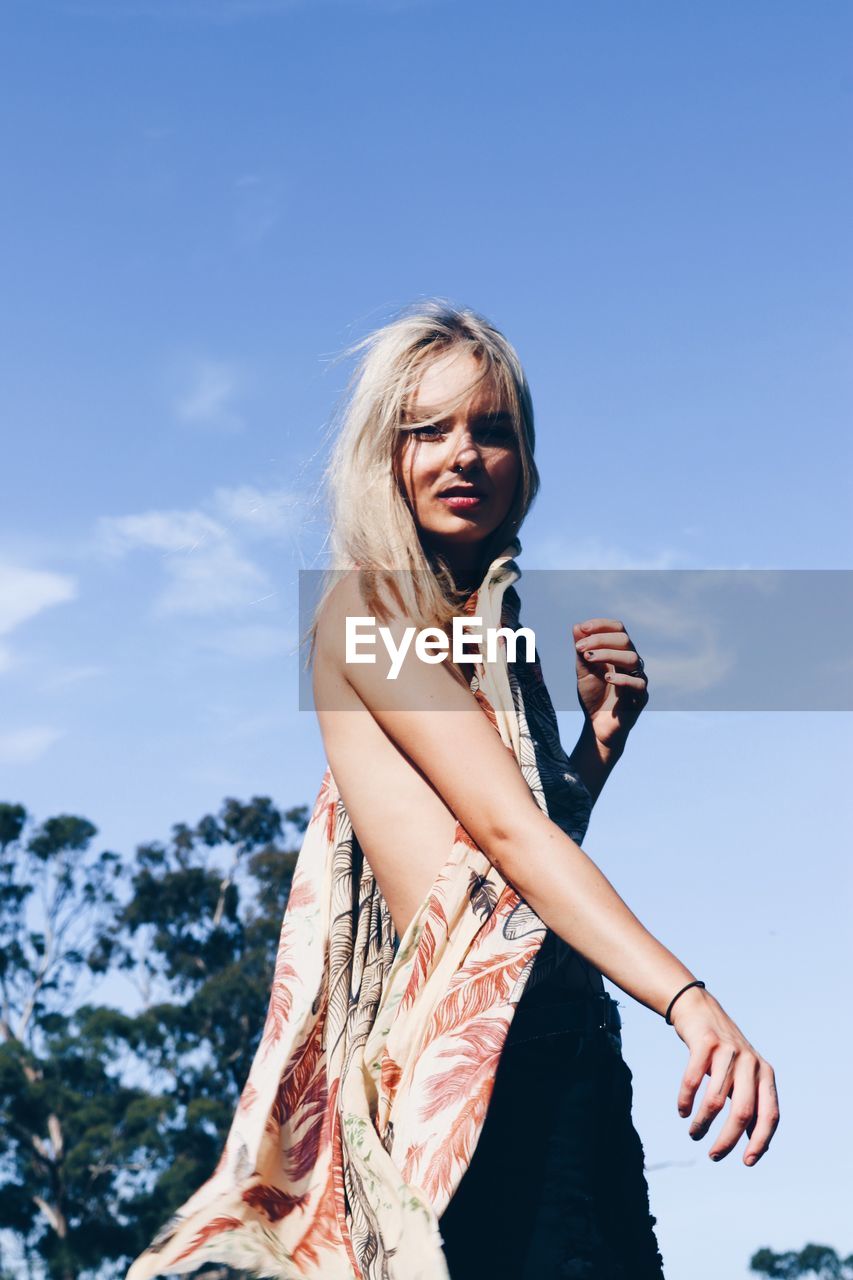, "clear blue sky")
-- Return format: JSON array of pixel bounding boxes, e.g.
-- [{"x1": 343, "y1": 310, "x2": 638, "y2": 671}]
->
[{"x1": 2, "y1": 2, "x2": 851, "y2": 1276}]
